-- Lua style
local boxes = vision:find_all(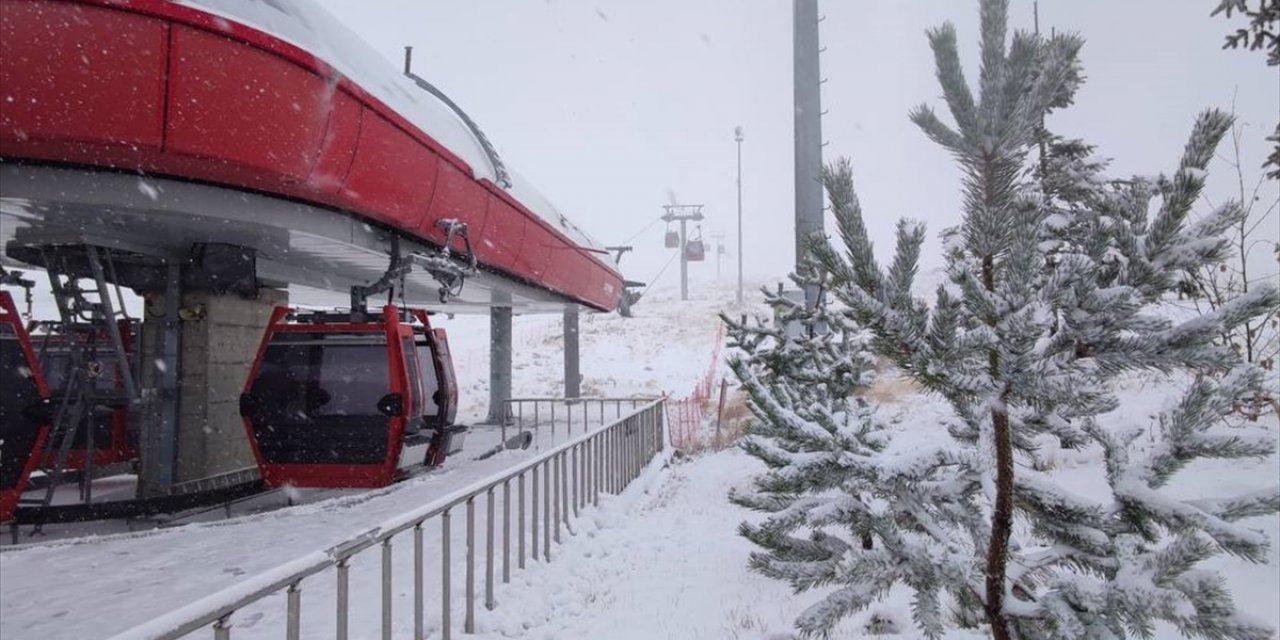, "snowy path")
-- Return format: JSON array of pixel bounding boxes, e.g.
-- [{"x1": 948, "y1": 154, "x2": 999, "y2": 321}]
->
[
  {"x1": 464, "y1": 448, "x2": 806, "y2": 640},
  {"x1": 0, "y1": 420, "x2": 600, "y2": 639},
  {"x1": 460, "y1": 447, "x2": 967, "y2": 640}
]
